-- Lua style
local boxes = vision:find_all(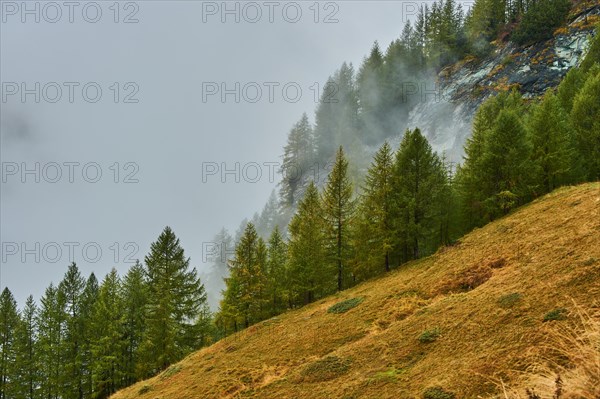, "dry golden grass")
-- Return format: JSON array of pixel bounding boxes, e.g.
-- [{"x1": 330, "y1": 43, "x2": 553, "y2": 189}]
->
[{"x1": 111, "y1": 183, "x2": 600, "y2": 399}]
